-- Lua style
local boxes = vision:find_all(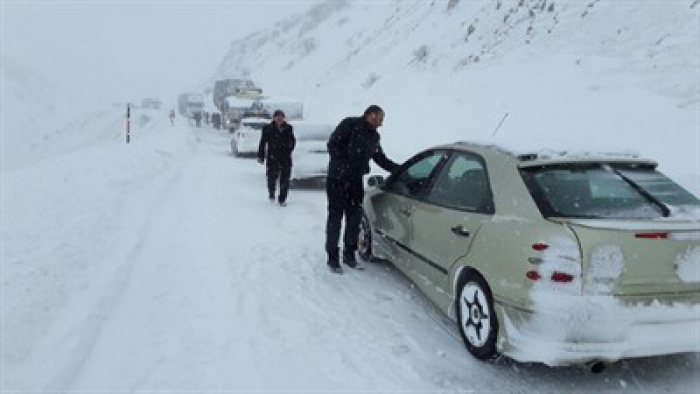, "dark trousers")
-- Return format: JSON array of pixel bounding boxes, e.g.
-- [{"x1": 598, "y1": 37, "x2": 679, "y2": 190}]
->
[
  {"x1": 267, "y1": 160, "x2": 291, "y2": 202},
  {"x1": 325, "y1": 177, "x2": 364, "y2": 261}
]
